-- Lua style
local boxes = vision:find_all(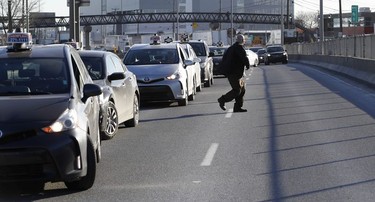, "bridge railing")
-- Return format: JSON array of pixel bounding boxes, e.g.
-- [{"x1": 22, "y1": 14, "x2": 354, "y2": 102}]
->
[{"x1": 285, "y1": 34, "x2": 375, "y2": 60}]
